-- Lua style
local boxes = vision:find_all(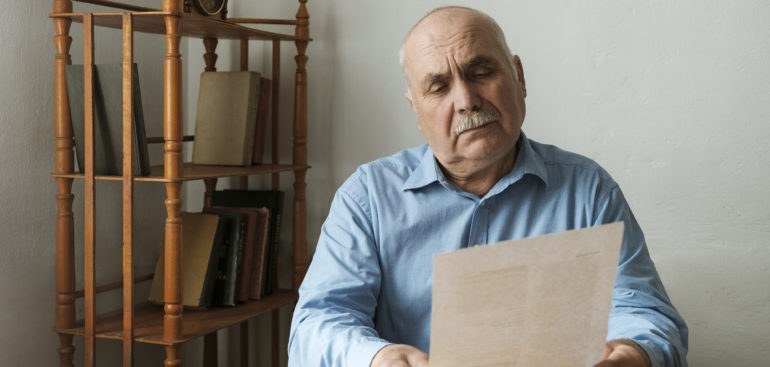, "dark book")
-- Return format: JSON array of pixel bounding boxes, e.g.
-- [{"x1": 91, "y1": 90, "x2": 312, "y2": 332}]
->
[
  {"x1": 252, "y1": 77, "x2": 271, "y2": 165},
  {"x1": 148, "y1": 212, "x2": 225, "y2": 309},
  {"x1": 65, "y1": 63, "x2": 151, "y2": 176},
  {"x1": 212, "y1": 190, "x2": 284, "y2": 295},
  {"x1": 203, "y1": 206, "x2": 267, "y2": 302},
  {"x1": 211, "y1": 213, "x2": 246, "y2": 307}
]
